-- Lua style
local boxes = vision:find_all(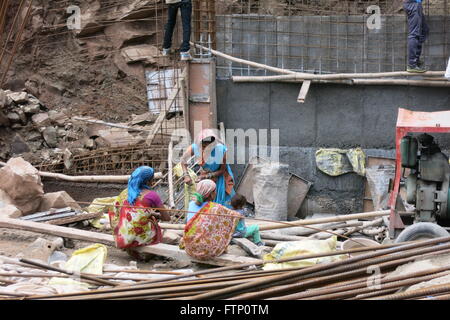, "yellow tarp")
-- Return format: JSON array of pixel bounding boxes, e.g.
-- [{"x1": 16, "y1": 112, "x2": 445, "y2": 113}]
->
[
  {"x1": 315, "y1": 148, "x2": 366, "y2": 176},
  {"x1": 64, "y1": 244, "x2": 108, "y2": 275},
  {"x1": 263, "y1": 236, "x2": 346, "y2": 270},
  {"x1": 49, "y1": 244, "x2": 107, "y2": 288}
]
